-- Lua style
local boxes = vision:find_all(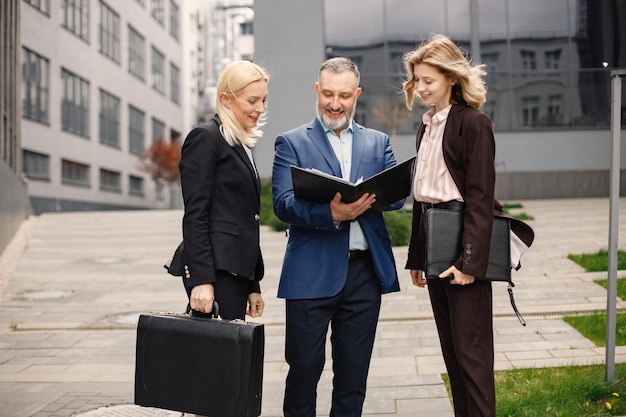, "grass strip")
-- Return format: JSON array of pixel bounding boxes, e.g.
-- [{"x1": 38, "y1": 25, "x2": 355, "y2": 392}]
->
[{"x1": 496, "y1": 364, "x2": 626, "y2": 416}]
